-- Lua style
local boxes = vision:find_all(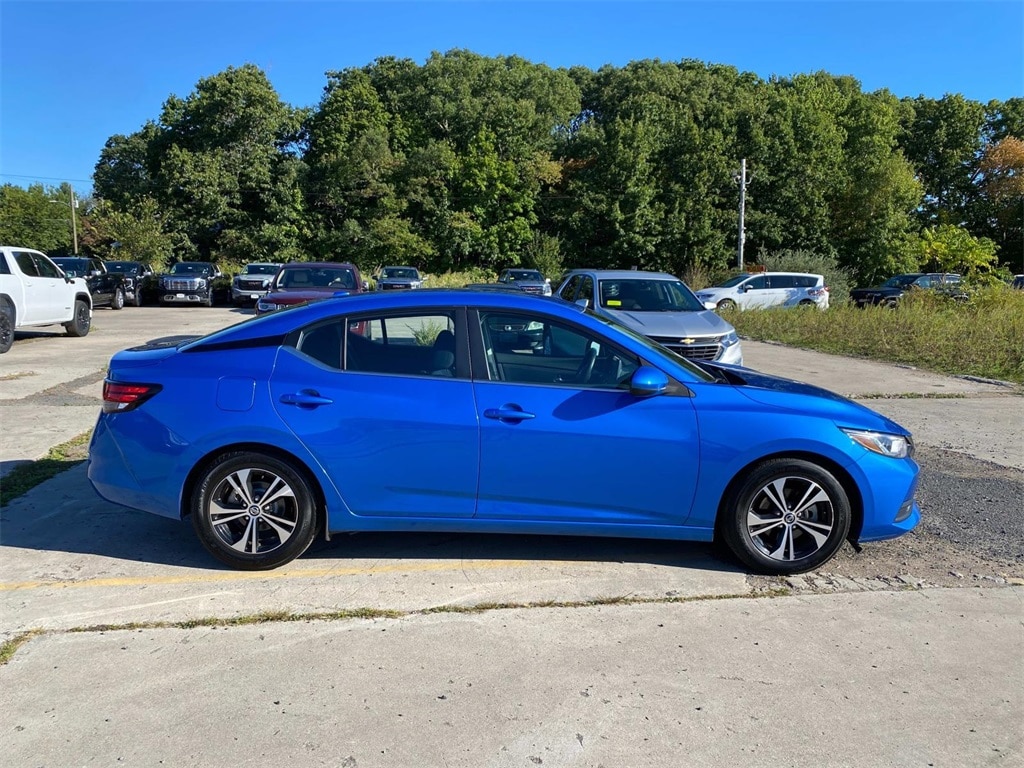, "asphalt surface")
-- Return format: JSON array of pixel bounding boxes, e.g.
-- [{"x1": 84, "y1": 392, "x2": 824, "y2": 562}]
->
[{"x1": 0, "y1": 305, "x2": 1021, "y2": 766}]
